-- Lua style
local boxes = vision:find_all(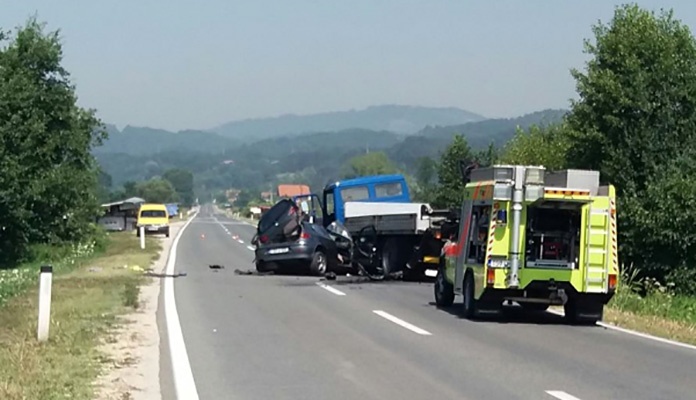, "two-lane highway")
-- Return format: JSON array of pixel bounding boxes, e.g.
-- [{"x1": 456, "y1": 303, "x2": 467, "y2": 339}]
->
[{"x1": 161, "y1": 205, "x2": 696, "y2": 399}]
